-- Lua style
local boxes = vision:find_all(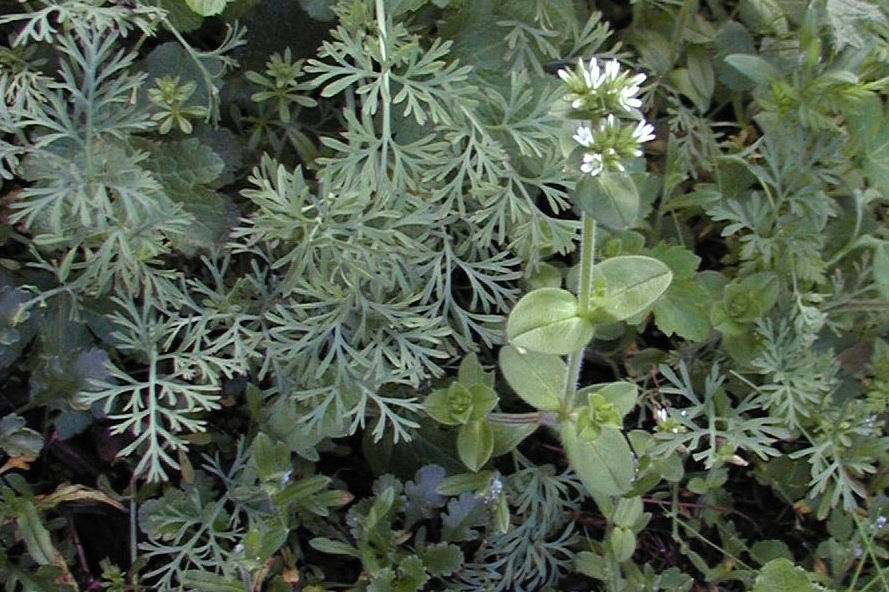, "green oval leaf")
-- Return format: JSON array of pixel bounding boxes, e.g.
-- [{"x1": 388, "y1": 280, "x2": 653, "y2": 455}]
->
[
  {"x1": 457, "y1": 420, "x2": 494, "y2": 472},
  {"x1": 499, "y1": 345, "x2": 566, "y2": 411},
  {"x1": 185, "y1": 0, "x2": 230, "y2": 16},
  {"x1": 724, "y1": 53, "x2": 781, "y2": 87},
  {"x1": 588, "y1": 256, "x2": 672, "y2": 323},
  {"x1": 435, "y1": 471, "x2": 493, "y2": 495},
  {"x1": 560, "y1": 422, "x2": 634, "y2": 496},
  {"x1": 575, "y1": 172, "x2": 640, "y2": 230},
  {"x1": 608, "y1": 526, "x2": 637, "y2": 562},
  {"x1": 181, "y1": 571, "x2": 245, "y2": 592},
  {"x1": 506, "y1": 288, "x2": 594, "y2": 355},
  {"x1": 752, "y1": 559, "x2": 820, "y2": 592}
]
